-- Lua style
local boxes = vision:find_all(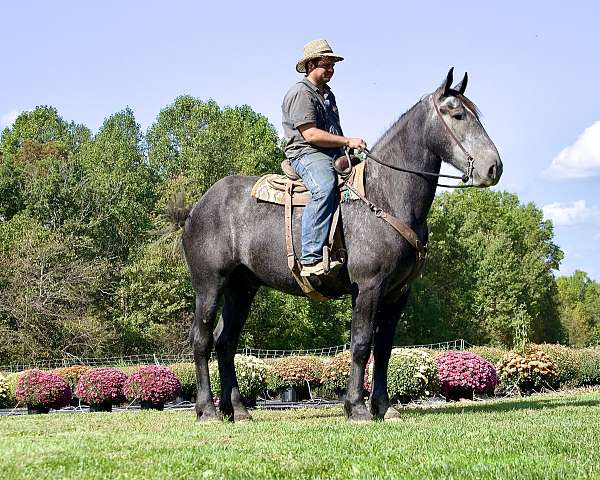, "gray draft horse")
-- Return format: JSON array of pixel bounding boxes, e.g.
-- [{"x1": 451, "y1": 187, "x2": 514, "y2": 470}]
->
[{"x1": 170, "y1": 68, "x2": 502, "y2": 422}]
